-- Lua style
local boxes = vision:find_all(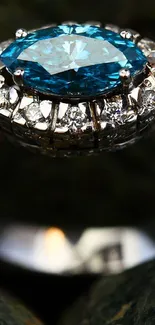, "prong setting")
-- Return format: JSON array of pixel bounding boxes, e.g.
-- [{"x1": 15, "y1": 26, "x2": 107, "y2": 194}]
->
[
  {"x1": 119, "y1": 69, "x2": 131, "y2": 83},
  {"x1": 13, "y1": 68, "x2": 25, "y2": 86},
  {"x1": 15, "y1": 29, "x2": 28, "y2": 39},
  {"x1": 120, "y1": 30, "x2": 133, "y2": 40}
]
